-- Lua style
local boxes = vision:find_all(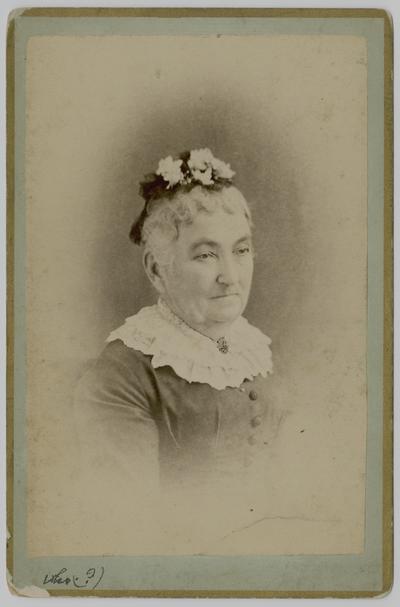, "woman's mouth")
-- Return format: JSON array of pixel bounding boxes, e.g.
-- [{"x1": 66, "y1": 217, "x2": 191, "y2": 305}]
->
[{"x1": 211, "y1": 293, "x2": 239, "y2": 299}]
